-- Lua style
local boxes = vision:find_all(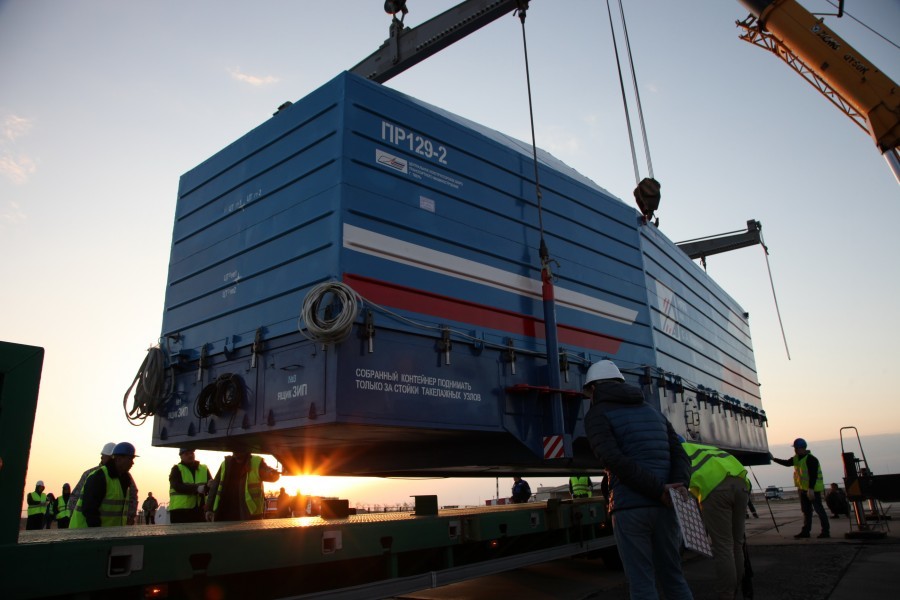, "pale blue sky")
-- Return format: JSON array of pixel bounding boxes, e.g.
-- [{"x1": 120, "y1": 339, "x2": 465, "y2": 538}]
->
[{"x1": 2, "y1": 0, "x2": 898, "y2": 506}]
